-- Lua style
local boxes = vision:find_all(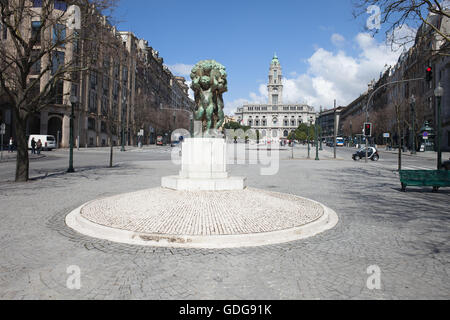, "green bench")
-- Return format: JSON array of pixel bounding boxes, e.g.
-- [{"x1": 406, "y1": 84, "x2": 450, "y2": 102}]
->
[{"x1": 399, "y1": 170, "x2": 450, "y2": 192}]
